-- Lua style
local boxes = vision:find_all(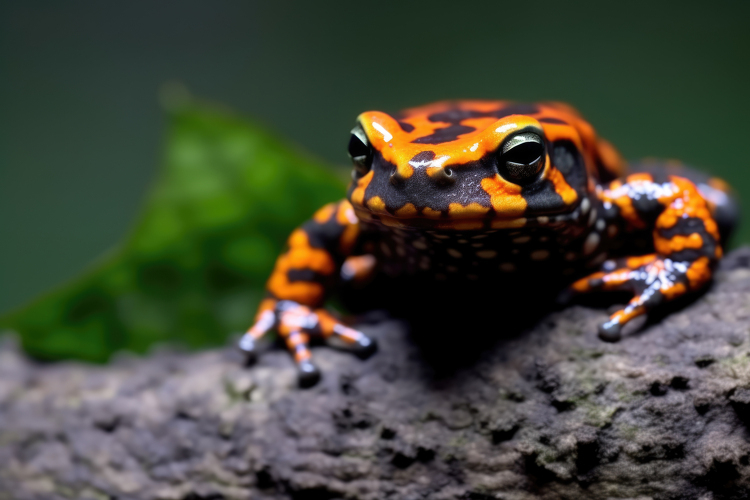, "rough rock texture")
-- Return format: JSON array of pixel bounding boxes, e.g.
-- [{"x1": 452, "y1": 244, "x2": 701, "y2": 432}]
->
[{"x1": 3, "y1": 250, "x2": 750, "y2": 500}]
